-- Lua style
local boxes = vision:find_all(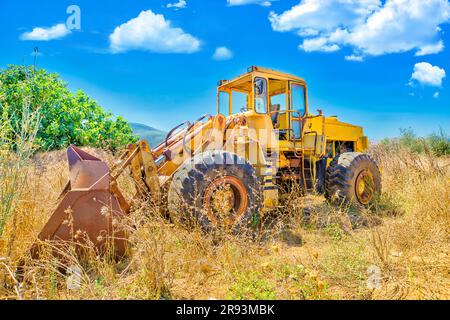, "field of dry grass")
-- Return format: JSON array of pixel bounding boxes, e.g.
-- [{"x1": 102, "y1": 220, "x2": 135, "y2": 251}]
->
[{"x1": 0, "y1": 145, "x2": 449, "y2": 300}]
